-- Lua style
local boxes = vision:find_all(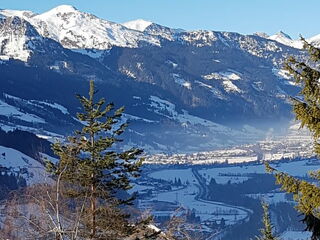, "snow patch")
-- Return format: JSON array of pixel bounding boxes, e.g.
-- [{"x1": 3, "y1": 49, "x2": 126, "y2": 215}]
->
[
  {"x1": 122, "y1": 113, "x2": 157, "y2": 123},
  {"x1": 36, "y1": 101, "x2": 69, "y2": 115},
  {"x1": 280, "y1": 231, "x2": 311, "y2": 240},
  {"x1": 0, "y1": 31, "x2": 32, "y2": 62},
  {"x1": 272, "y1": 68, "x2": 291, "y2": 79},
  {"x1": 272, "y1": 68, "x2": 297, "y2": 85},
  {"x1": 166, "y1": 60, "x2": 178, "y2": 68},
  {"x1": 172, "y1": 73, "x2": 191, "y2": 89},
  {"x1": 122, "y1": 19, "x2": 153, "y2": 32},
  {"x1": 202, "y1": 71, "x2": 241, "y2": 81},
  {"x1": 0, "y1": 99, "x2": 45, "y2": 123},
  {"x1": 120, "y1": 68, "x2": 137, "y2": 79},
  {"x1": 202, "y1": 71, "x2": 242, "y2": 93},
  {"x1": 223, "y1": 80, "x2": 242, "y2": 93},
  {"x1": 4, "y1": 93, "x2": 69, "y2": 115},
  {"x1": 0, "y1": 146, "x2": 48, "y2": 184},
  {"x1": 195, "y1": 81, "x2": 226, "y2": 99},
  {"x1": 71, "y1": 49, "x2": 105, "y2": 59},
  {"x1": 0, "y1": 124, "x2": 63, "y2": 140}
]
